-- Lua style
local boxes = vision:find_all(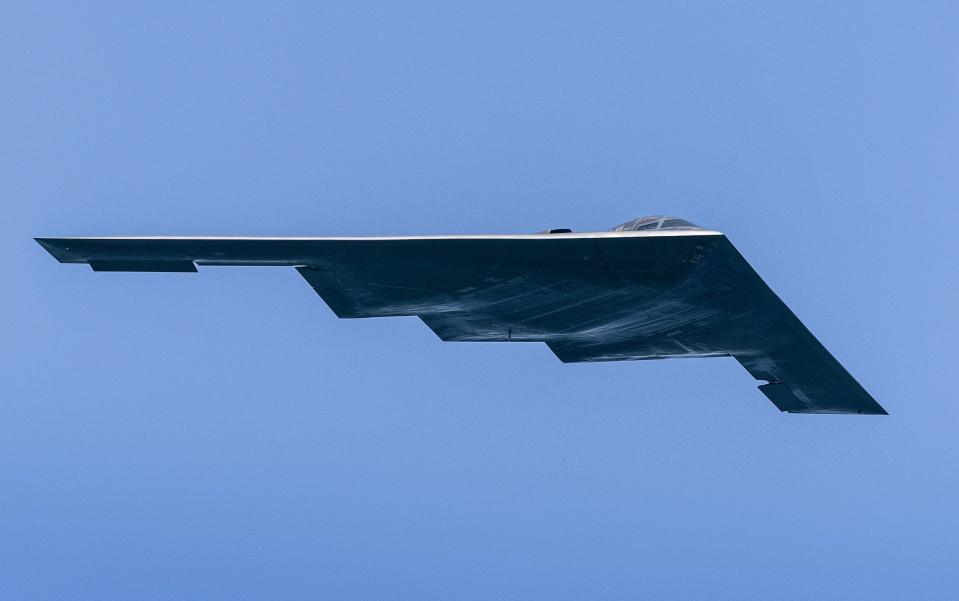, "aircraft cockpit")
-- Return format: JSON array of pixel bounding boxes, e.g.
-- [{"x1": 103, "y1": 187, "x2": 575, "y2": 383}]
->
[{"x1": 610, "y1": 216, "x2": 702, "y2": 232}]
